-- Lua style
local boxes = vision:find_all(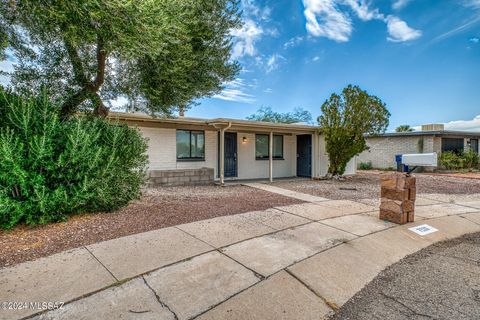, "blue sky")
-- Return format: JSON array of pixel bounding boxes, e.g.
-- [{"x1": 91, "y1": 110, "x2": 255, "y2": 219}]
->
[
  {"x1": 194, "y1": 0, "x2": 480, "y2": 131},
  {"x1": 1, "y1": 0, "x2": 479, "y2": 131}
]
